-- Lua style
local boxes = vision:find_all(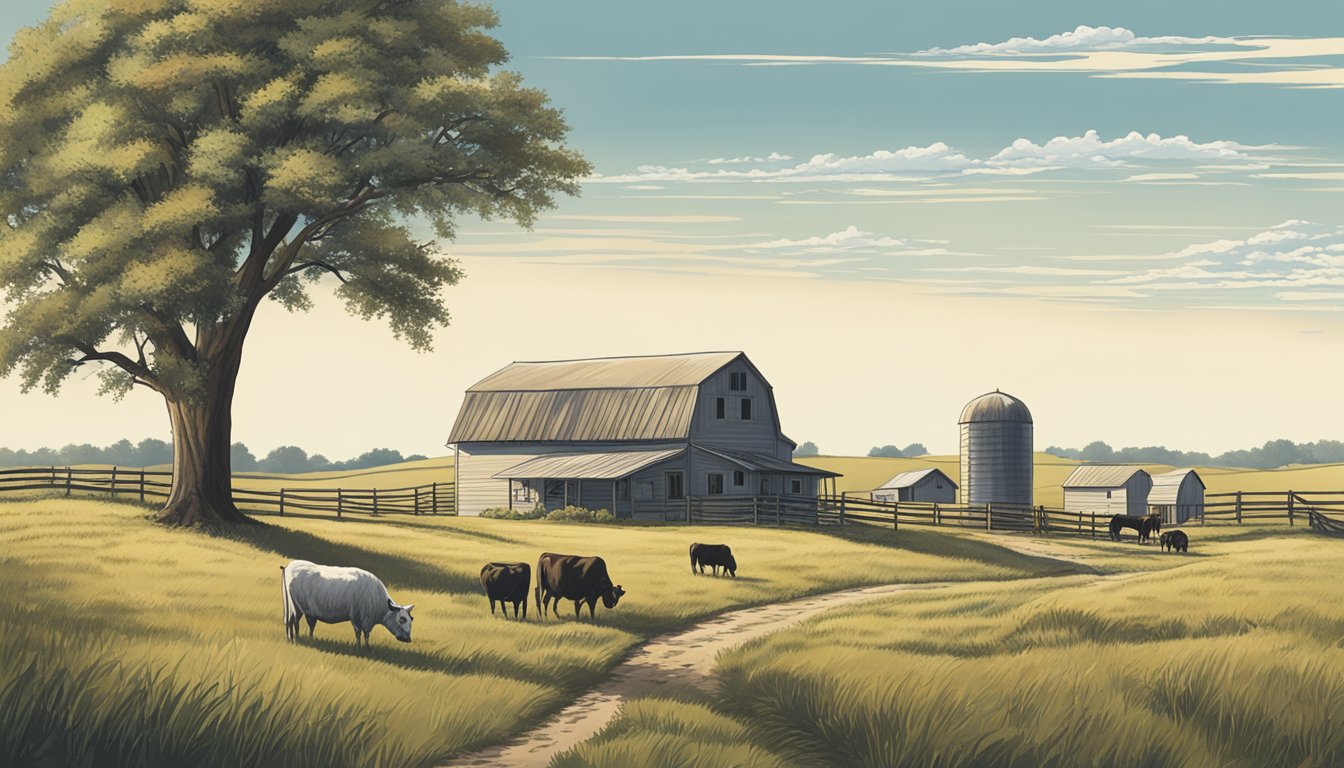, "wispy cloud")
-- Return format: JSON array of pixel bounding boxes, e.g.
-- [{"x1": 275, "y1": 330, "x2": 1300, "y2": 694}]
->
[
  {"x1": 916, "y1": 25, "x2": 1223, "y2": 56},
  {"x1": 706, "y1": 151, "x2": 794, "y2": 165}
]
